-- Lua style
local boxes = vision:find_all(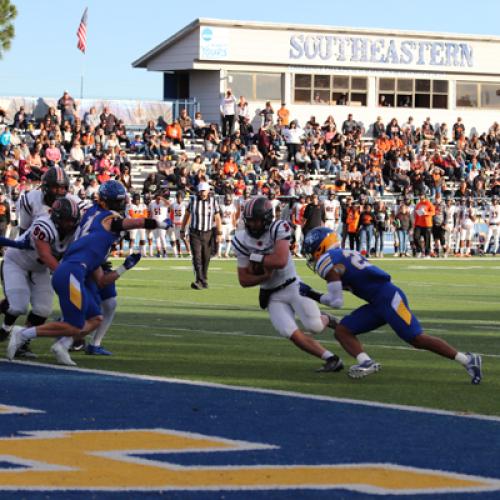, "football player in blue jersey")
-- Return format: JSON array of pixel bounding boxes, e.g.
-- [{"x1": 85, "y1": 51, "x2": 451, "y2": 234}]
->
[
  {"x1": 299, "y1": 227, "x2": 483, "y2": 384},
  {"x1": 7, "y1": 180, "x2": 172, "y2": 365}
]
